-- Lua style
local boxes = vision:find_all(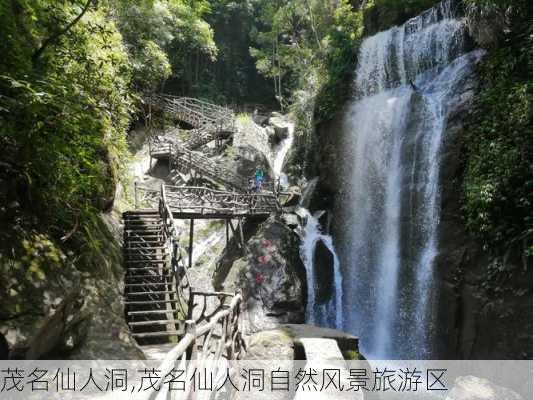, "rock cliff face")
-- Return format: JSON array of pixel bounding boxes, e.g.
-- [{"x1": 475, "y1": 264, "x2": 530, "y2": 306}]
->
[{"x1": 435, "y1": 82, "x2": 533, "y2": 359}]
